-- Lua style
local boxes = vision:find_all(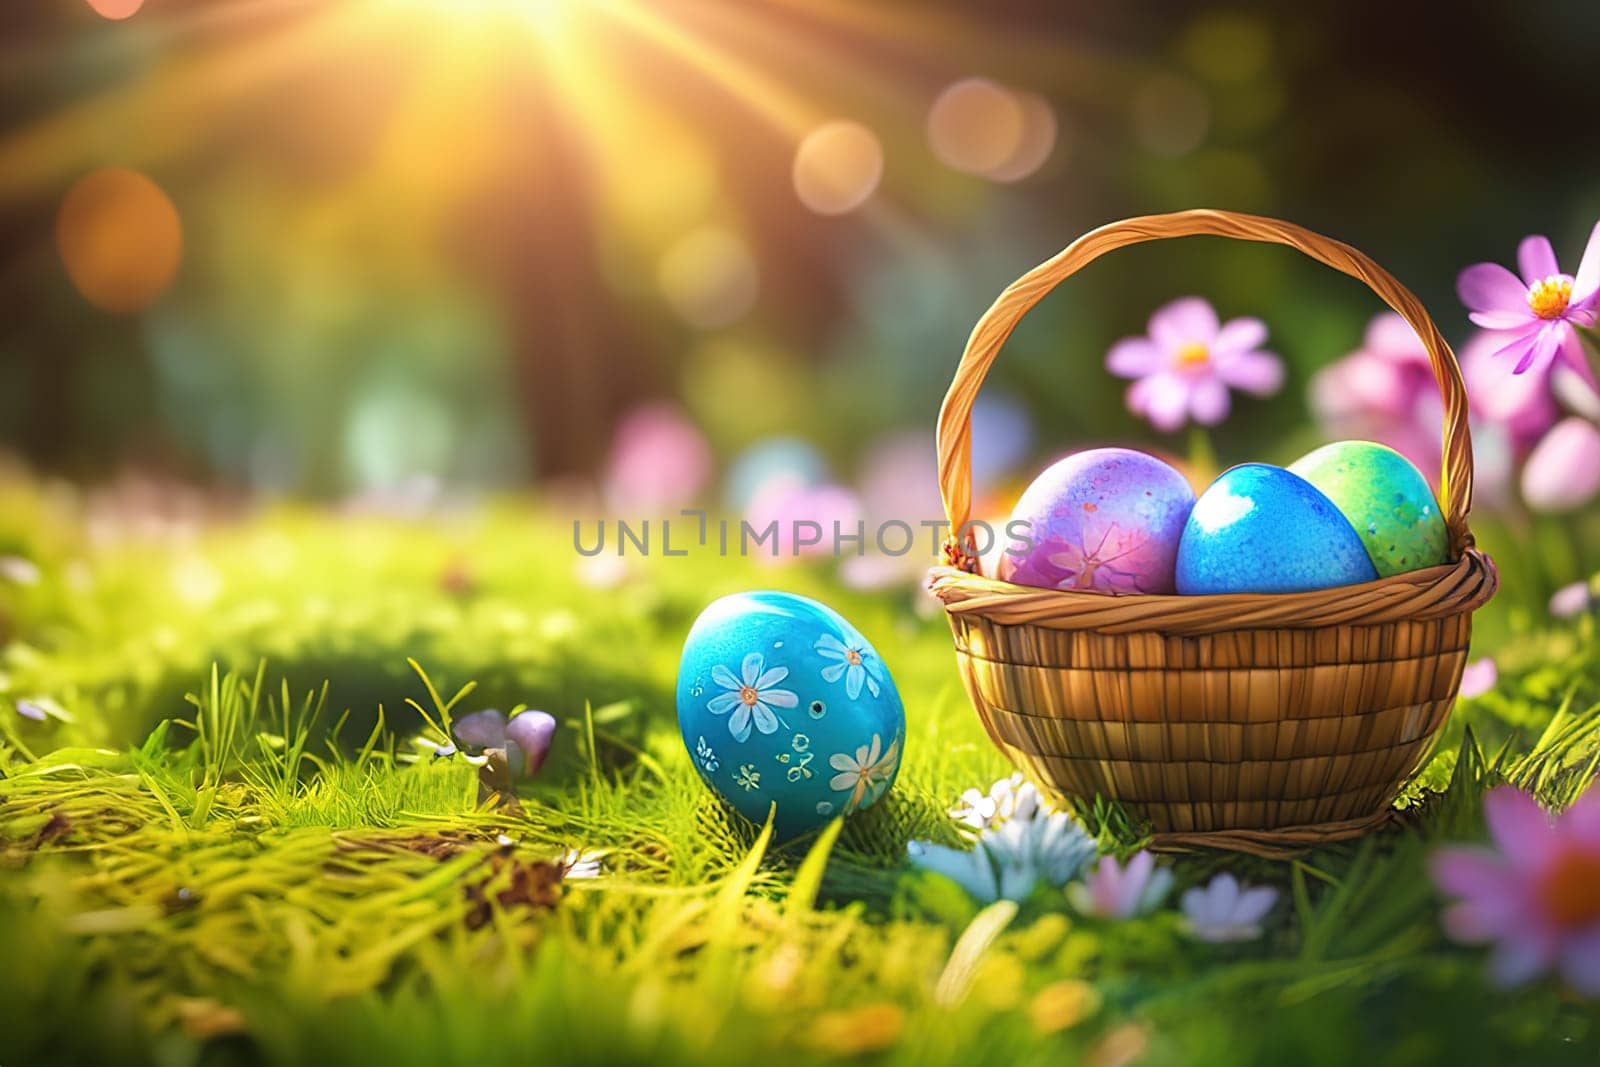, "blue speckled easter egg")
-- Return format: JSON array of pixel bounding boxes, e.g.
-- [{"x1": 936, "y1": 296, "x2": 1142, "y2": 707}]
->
[
  {"x1": 1176, "y1": 463, "x2": 1379, "y2": 594},
  {"x1": 677, "y1": 591, "x2": 905, "y2": 840},
  {"x1": 1288, "y1": 440, "x2": 1449, "y2": 577},
  {"x1": 998, "y1": 448, "x2": 1195, "y2": 594}
]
